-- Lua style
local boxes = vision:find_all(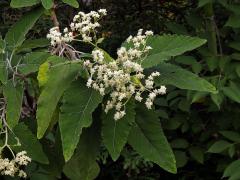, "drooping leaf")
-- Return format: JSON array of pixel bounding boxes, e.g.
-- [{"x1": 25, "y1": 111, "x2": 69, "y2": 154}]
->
[
  {"x1": 41, "y1": 0, "x2": 53, "y2": 9},
  {"x1": 223, "y1": 160, "x2": 240, "y2": 178},
  {"x1": 10, "y1": 0, "x2": 40, "y2": 8},
  {"x1": 174, "y1": 150, "x2": 188, "y2": 168},
  {"x1": 63, "y1": 119, "x2": 101, "y2": 180},
  {"x1": 37, "y1": 59, "x2": 81, "y2": 139},
  {"x1": 225, "y1": 14, "x2": 240, "y2": 28},
  {"x1": 59, "y1": 80, "x2": 102, "y2": 161},
  {"x1": 5, "y1": 7, "x2": 43, "y2": 50},
  {"x1": 189, "y1": 147, "x2": 204, "y2": 164},
  {"x1": 128, "y1": 105, "x2": 176, "y2": 174},
  {"x1": 62, "y1": 0, "x2": 79, "y2": 8},
  {"x1": 13, "y1": 123, "x2": 49, "y2": 164},
  {"x1": 142, "y1": 35, "x2": 206, "y2": 68},
  {"x1": 220, "y1": 131, "x2": 240, "y2": 143},
  {"x1": 102, "y1": 100, "x2": 135, "y2": 161},
  {"x1": 3, "y1": 81, "x2": 24, "y2": 129},
  {"x1": 222, "y1": 82, "x2": 240, "y2": 103},
  {"x1": 207, "y1": 140, "x2": 232, "y2": 153},
  {"x1": 16, "y1": 38, "x2": 50, "y2": 52},
  {"x1": 154, "y1": 63, "x2": 217, "y2": 93},
  {"x1": 18, "y1": 52, "x2": 50, "y2": 75}
]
